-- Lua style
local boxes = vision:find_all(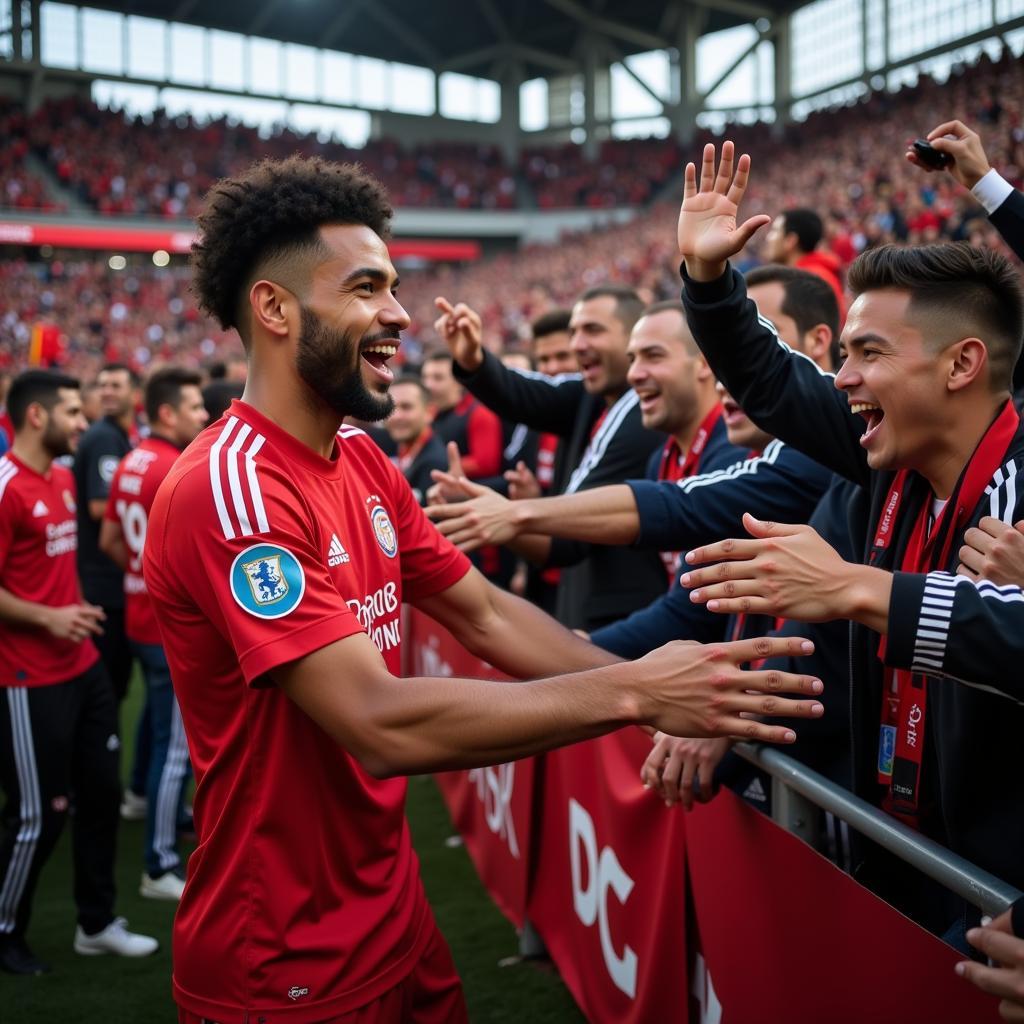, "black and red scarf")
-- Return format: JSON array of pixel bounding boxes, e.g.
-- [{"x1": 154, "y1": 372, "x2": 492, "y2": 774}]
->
[{"x1": 872, "y1": 399, "x2": 1020, "y2": 826}]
